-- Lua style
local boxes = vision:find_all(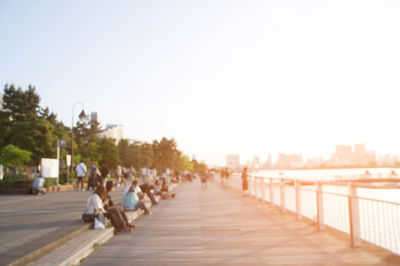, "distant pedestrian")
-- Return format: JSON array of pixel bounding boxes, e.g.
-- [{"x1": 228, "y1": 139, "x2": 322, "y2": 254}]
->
[
  {"x1": 99, "y1": 162, "x2": 110, "y2": 187},
  {"x1": 221, "y1": 168, "x2": 226, "y2": 187},
  {"x1": 86, "y1": 161, "x2": 96, "y2": 191},
  {"x1": 32, "y1": 175, "x2": 46, "y2": 195},
  {"x1": 201, "y1": 171, "x2": 207, "y2": 188},
  {"x1": 0, "y1": 163, "x2": 3, "y2": 181},
  {"x1": 75, "y1": 160, "x2": 87, "y2": 191},
  {"x1": 241, "y1": 167, "x2": 248, "y2": 196}
]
